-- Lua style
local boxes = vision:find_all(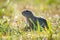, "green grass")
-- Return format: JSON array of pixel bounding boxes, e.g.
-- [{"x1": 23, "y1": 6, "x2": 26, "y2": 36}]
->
[{"x1": 0, "y1": 17, "x2": 60, "y2": 40}]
